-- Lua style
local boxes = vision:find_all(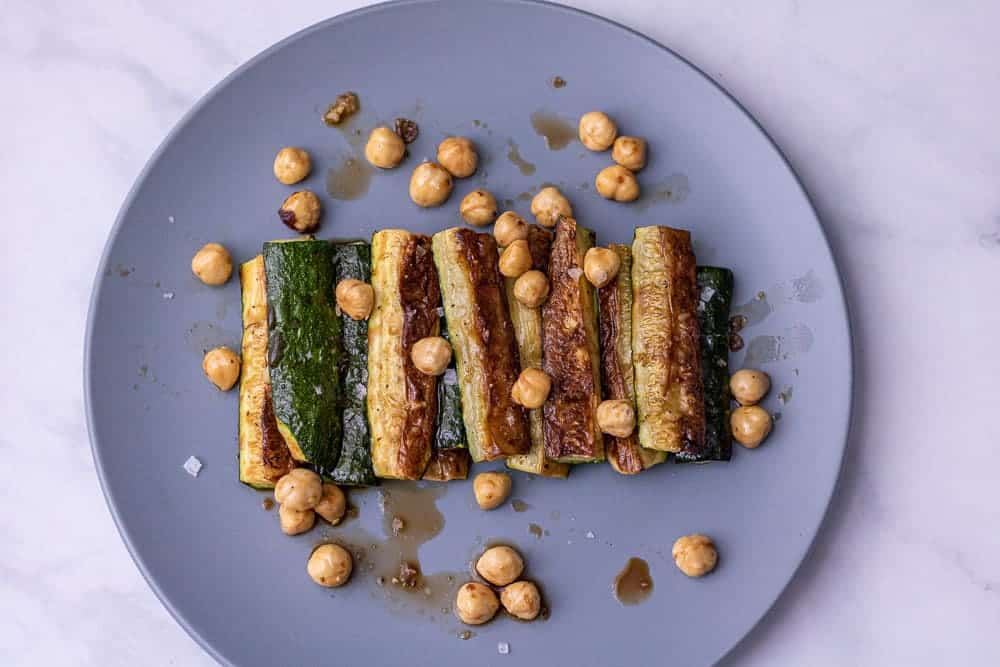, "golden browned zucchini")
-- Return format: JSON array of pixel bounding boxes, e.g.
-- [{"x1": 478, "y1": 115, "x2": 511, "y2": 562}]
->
[
  {"x1": 632, "y1": 226, "x2": 705, "y2": 453},
  {"x1": 368, "y1": 230, "x2": 440, "y2": 480},
  {"x1": 541, "y1": 217, "x2": 604, "y2": 463},
  {"x1": 598, "y1": 244, "x2": 667, "y2": 474},
  {"x1": 432, "y1": 228, "x2": 530, "y2": 462},
  {"x1": 505, "y1": 226, "x2": 570, "y2": 478},
  {"x1": 422, "y1": 449, "x2": 471, "y2": 481},
  {"x1": 238, "y1": 256, "x2": 294, "y2": 488}
]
